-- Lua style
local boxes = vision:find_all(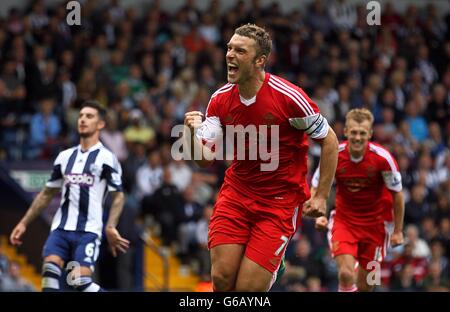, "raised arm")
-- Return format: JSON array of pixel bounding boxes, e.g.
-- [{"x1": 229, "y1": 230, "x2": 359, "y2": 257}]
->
[
  {"x1": 10, "y1": 187, "x2": 60, "y2": 245},
  {"x1": 183, "y1": 111, "x2": 216, "y2": 168}
]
